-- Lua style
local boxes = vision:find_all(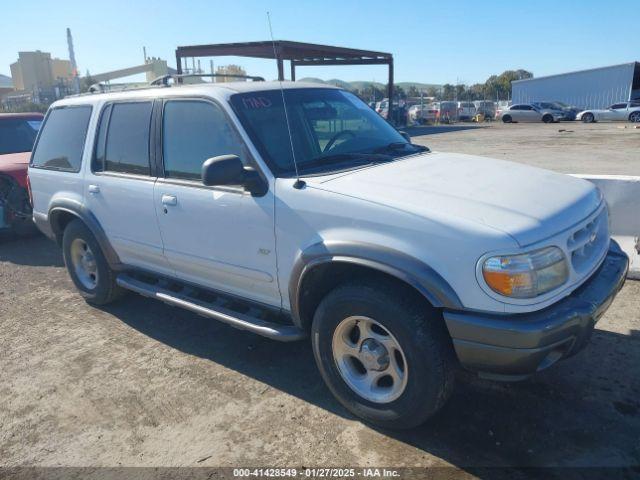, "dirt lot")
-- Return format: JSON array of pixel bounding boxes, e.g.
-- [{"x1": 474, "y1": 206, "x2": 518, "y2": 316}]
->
[
  {"x1": 1, "y1": 122, "x2": 639, "y2": 476},
  {"x1": 409, "y1": 121, "x2": 640, "y2": 176}
]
